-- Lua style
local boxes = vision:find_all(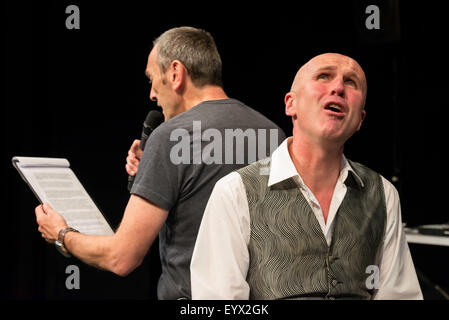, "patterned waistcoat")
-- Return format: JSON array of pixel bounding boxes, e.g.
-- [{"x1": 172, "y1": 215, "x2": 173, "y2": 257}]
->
[{"x1": 238, "y1": 157, "x2": 387, "y2": 300}]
